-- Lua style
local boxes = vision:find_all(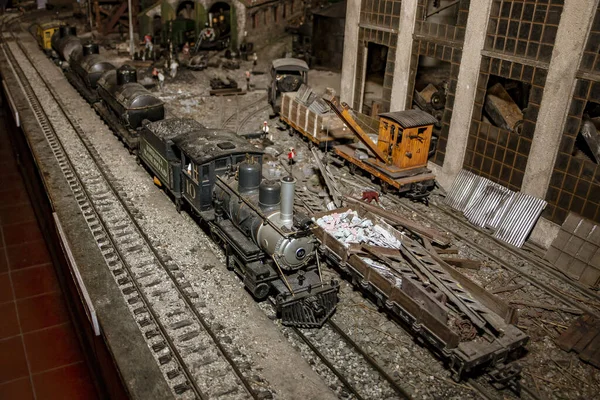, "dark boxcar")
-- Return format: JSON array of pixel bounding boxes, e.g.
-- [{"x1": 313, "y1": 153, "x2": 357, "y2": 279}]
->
[
  {"x1": 97, "y1": 65, "x2": 165, "y2": 131},
  {"x1": 172, "y1": 127, "x2": 262, "y2": 214},
  {"x1": 139, "y1": 118, "x2": 206, "y2": 210}
]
